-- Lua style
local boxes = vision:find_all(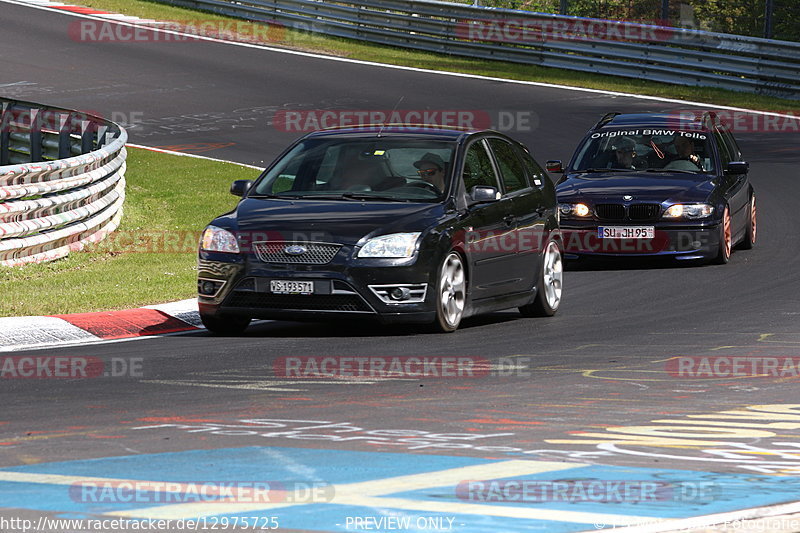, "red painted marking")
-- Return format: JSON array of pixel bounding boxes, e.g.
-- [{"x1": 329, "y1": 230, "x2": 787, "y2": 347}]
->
[
  {"x1": 0, "y1": 443, "x2": 14, "y2": 446},
  {"x1": 52, "y1": 308, "x2": 197, "y2": 339},
  {"x1": 51, "y1": 6, "x2": 112, "y2": 14},
  {"x1": 466, "y1": 418, "x2": 544, "y2": 425},
  {"x1": 136, "y1": 417, "x2": 221, "y2": 423}
]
